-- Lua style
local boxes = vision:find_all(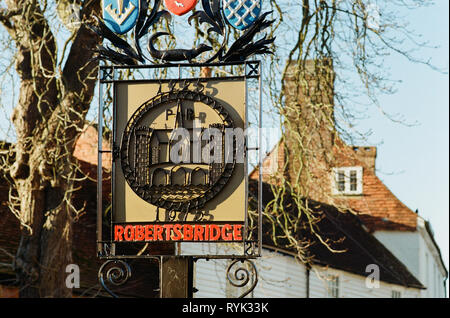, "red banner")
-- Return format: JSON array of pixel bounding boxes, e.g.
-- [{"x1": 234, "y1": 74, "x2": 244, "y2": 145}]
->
[{"x1": 114, "y1": 223, "x2": 243, "y2": 242}]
